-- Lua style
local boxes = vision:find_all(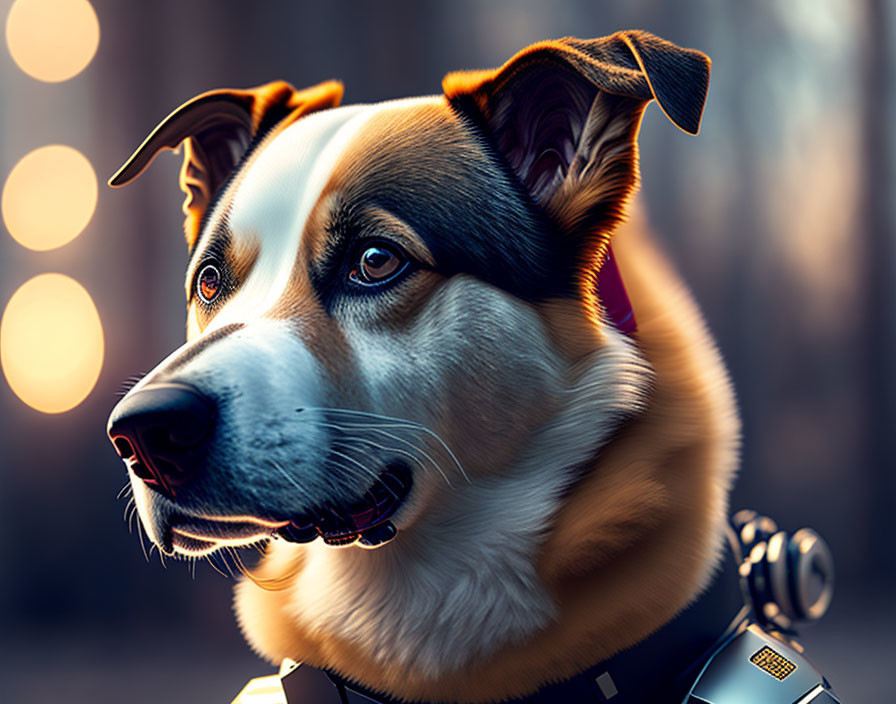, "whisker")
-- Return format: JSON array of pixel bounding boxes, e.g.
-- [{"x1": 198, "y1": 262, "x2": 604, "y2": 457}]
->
[
  {"x1": 135, "y1": 514, "x2": 150, "y2": 563},
  {"x1": 117, "y1": 373, "x2": 147, "y2": 397},
  {"x1": 319, "y1": 421, "x2": 451, "y2": 487},
  {"x1": 331, "y1": 436, "x2": 450, "y2": 488},
  {"x1": 303, "y1": 407, "x2": 470, "y2": 484},
  {"x1": 267, "y1": 459, "x2": 315, "y2": 506},
  {"x1": 322, "y1": 457, "x2": 375, "y2": 494},
  {"x1": 230, "y1": 547, "x2": 301, "y2": 592},
  {"x1": 214, "y1": 549, "x2": 235, "y2": 579},
  {"x1": 326, "y1": 447, "x2": 398, "y2": 500},
  {"x1": 205, "y1": 552, "x2": 231, "y2": 579}
]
